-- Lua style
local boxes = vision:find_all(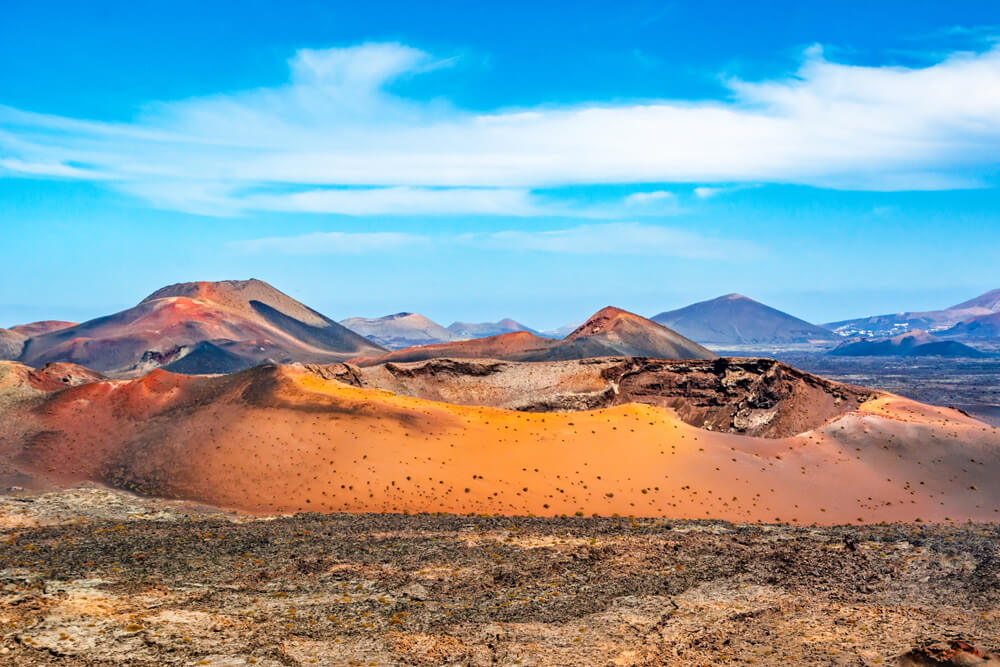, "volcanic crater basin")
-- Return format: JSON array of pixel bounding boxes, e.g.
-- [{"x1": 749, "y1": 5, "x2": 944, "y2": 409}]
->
[
  {"x1": 1, "y1": 359, "x2": 999, "y2": 525},
  {"x1": 0, "y1": 498, "x2": 997, "y2": 666}
]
